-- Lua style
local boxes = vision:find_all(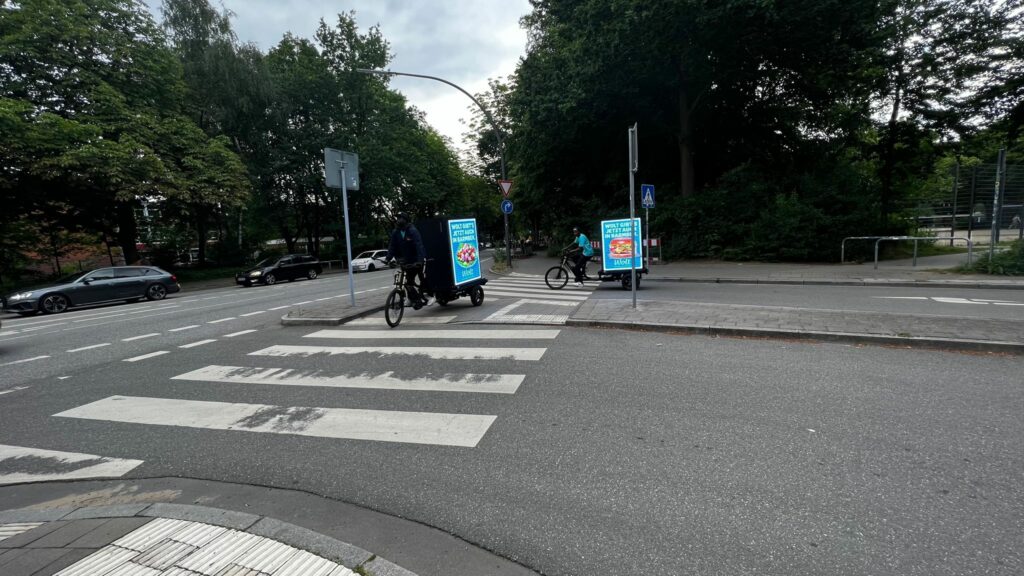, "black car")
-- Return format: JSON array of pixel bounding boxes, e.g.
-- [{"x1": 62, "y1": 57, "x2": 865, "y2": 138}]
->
[
  {"x1": 2, "y1": 266, "x2": 181, "y2": 316},
  {"x1": 236, "y1": 254, "x2": 322, "y2": 286}
]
